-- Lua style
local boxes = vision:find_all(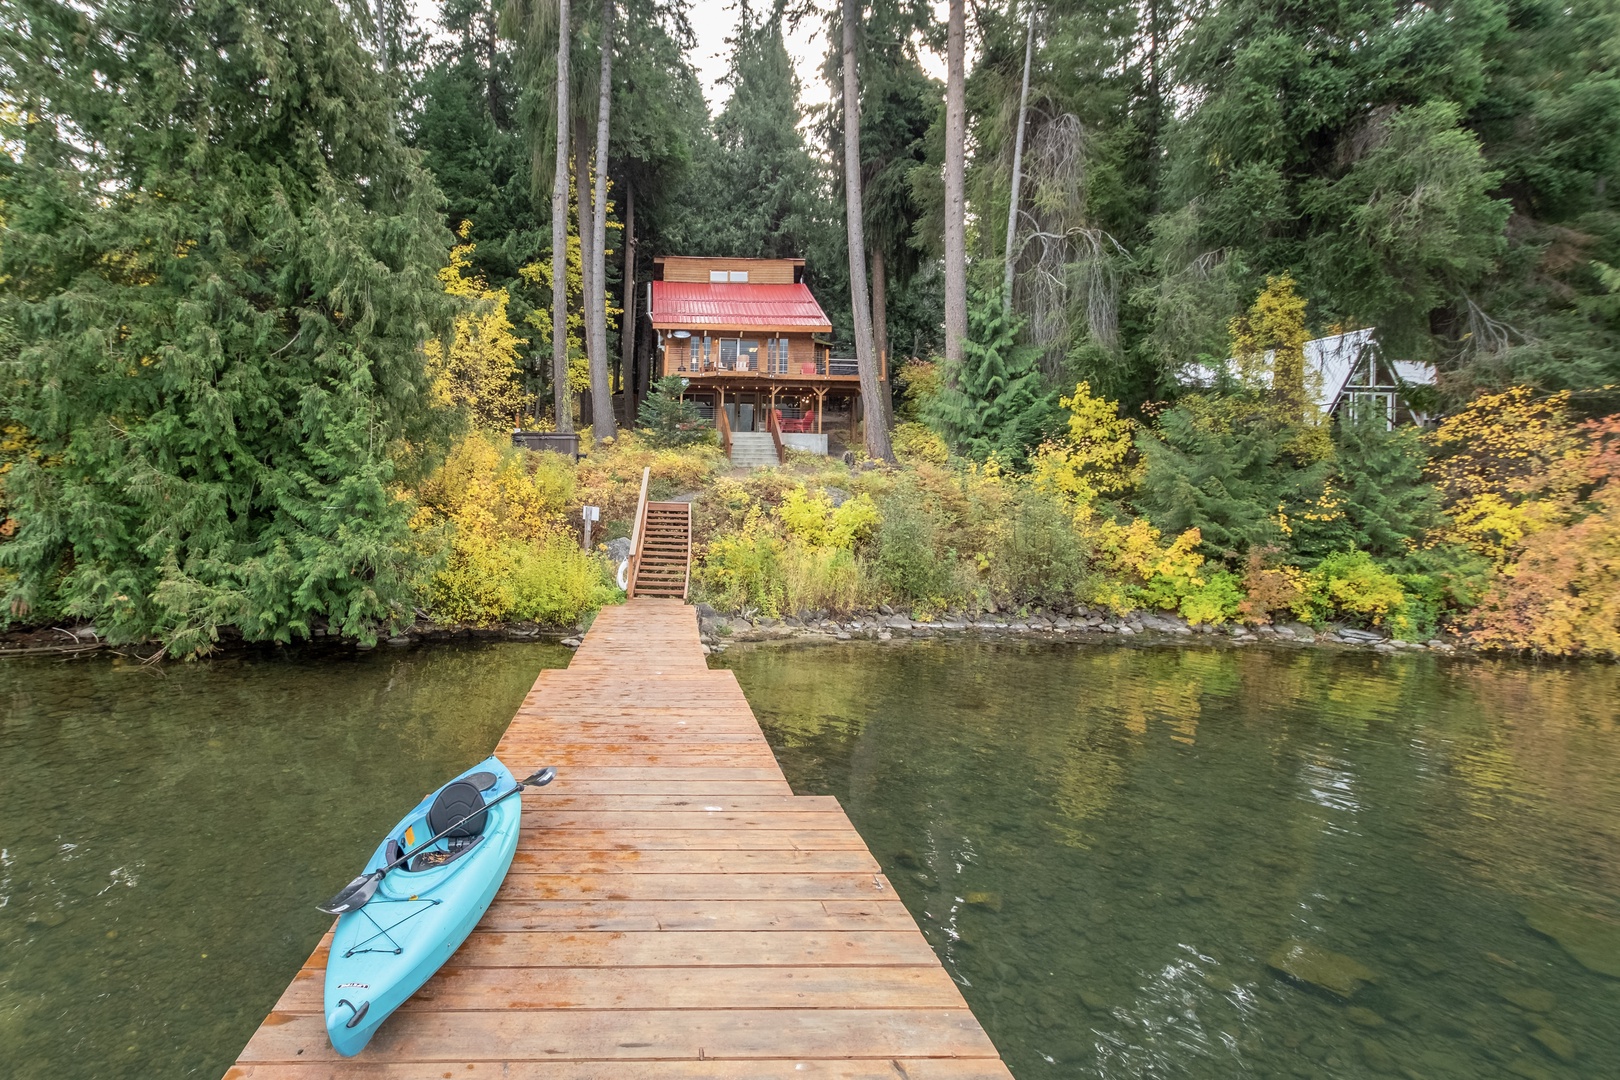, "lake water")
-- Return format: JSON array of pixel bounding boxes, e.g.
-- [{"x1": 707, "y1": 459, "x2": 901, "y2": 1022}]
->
[
  {"x1": 2, "y1": 637, "x2": 1617, "y2": 1079},
  {"x1": 717, "y1": 641, "x2": 1620, "y2": 1080},
  {"x1": 0, "y1": 642, "x2": 568, "y2": 1079}
]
